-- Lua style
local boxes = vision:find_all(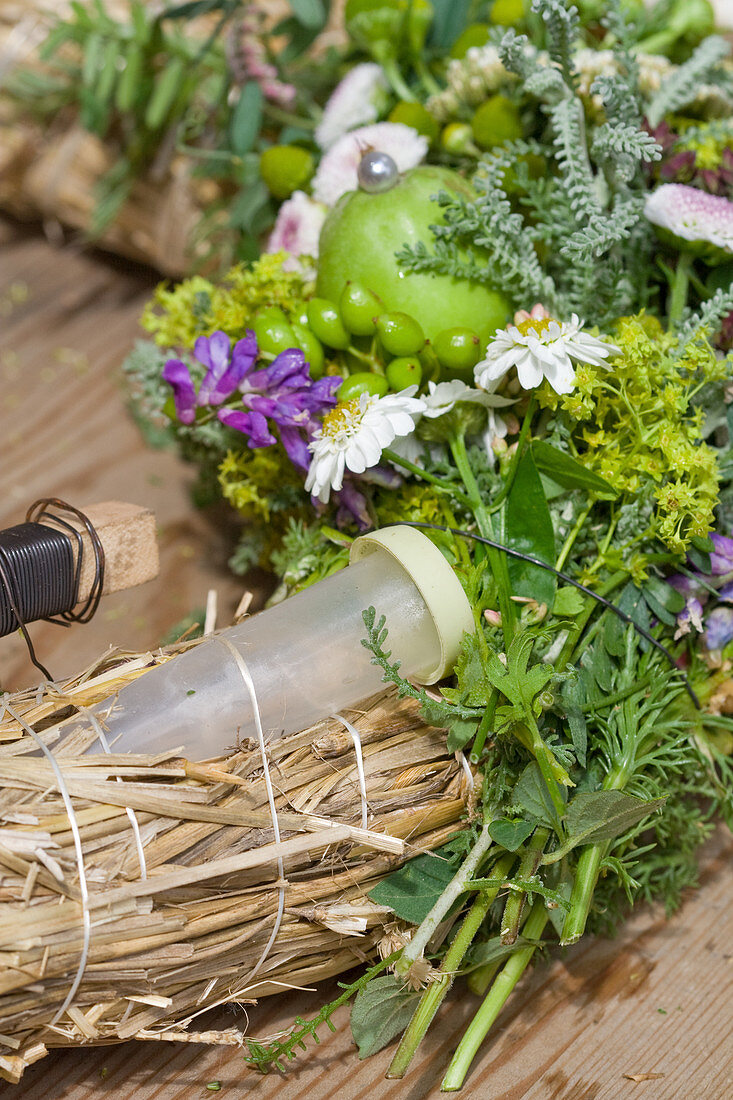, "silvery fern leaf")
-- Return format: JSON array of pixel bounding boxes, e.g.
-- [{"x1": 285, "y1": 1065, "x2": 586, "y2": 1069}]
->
[
  {"x1": 560, "y1": 196, "x2": 645, "y2": 262},
  {"x1": 647, "y1": 36, "x2": 731, "y2": 128},
  {"x1": 673, "y1": 289, "x2": 733, "y2": 356},
  {"x1": 531, "y1": 0, "x2": 580, "y2": 86},
  {"x1": 591, "y1": 123, "x2": 661, "y2": 166},
  {"x1": 550, "y1": 97, "x2": 599, "y2": 219},
  {"x1": 498, "y1": 29, "x2": 536, "y2": 81}
]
